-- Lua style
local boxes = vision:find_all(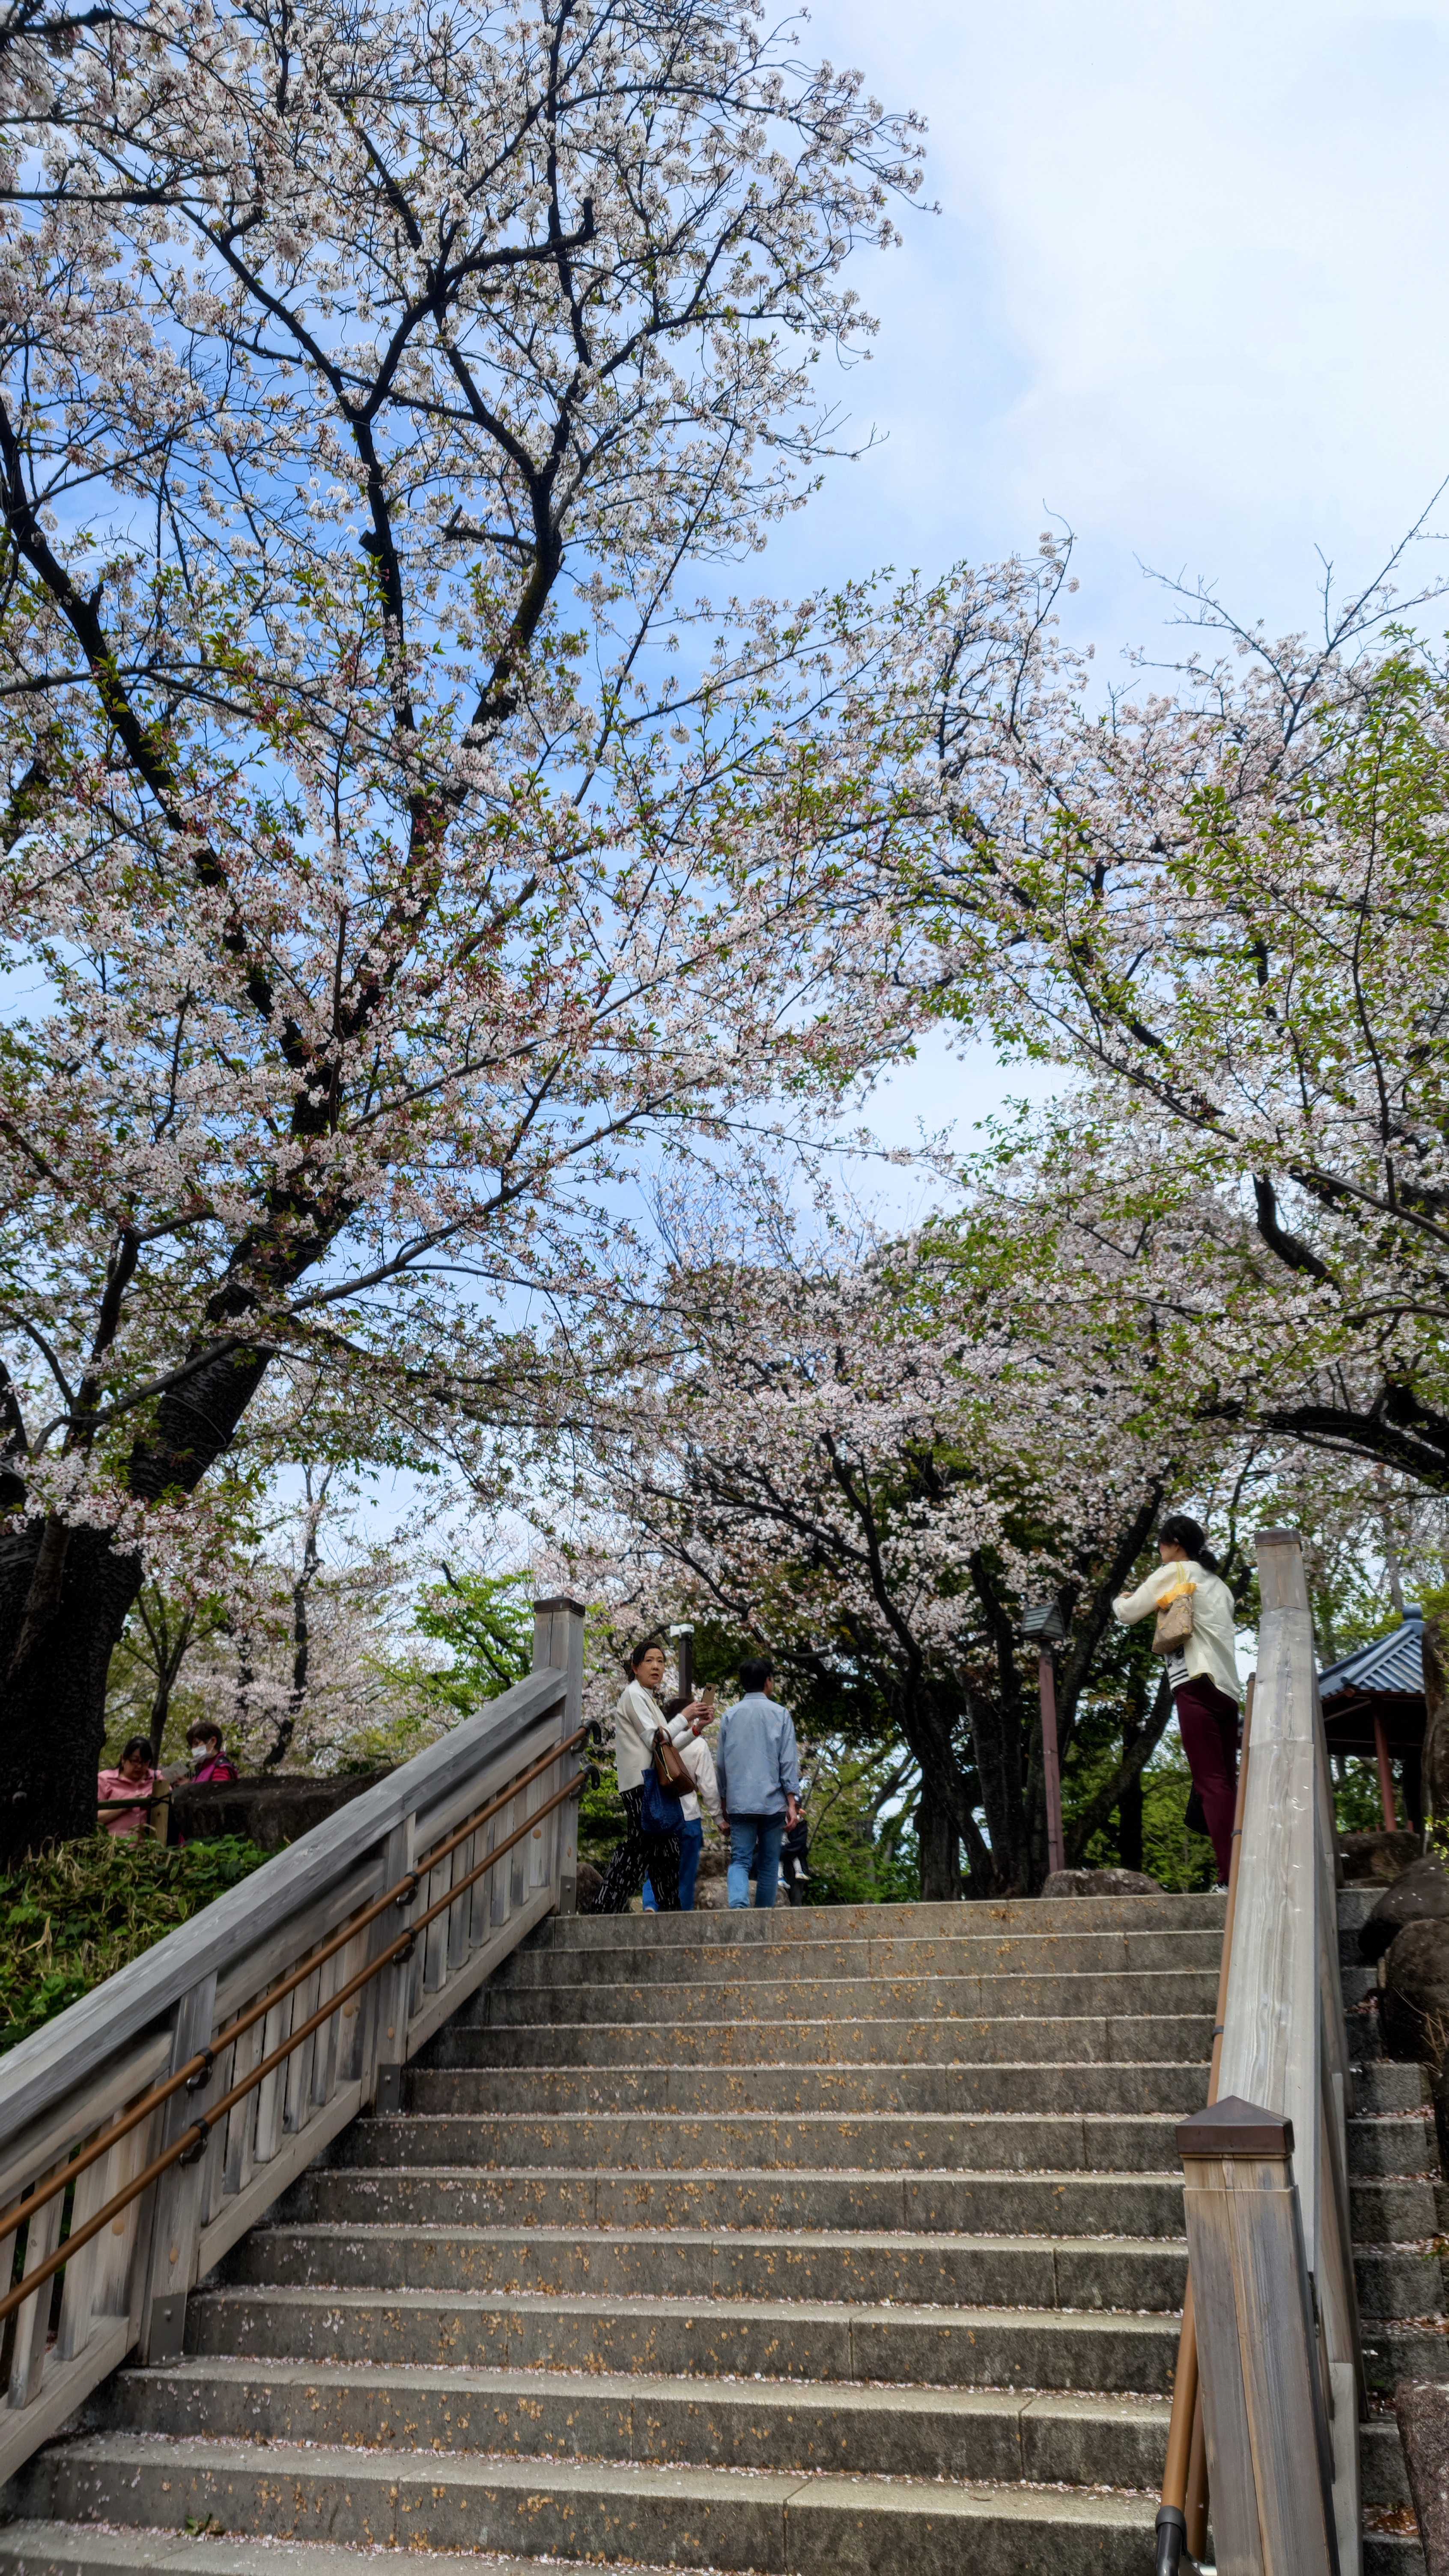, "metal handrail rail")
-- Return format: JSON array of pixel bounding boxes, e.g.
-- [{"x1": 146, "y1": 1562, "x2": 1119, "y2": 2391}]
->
[
  {"x1": 1154, "y1": 1672, "x2": 1255, "y2": 2574},
  {"x1": 0, "y1": 1730, "x2": 589, "y2": 2332}
]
